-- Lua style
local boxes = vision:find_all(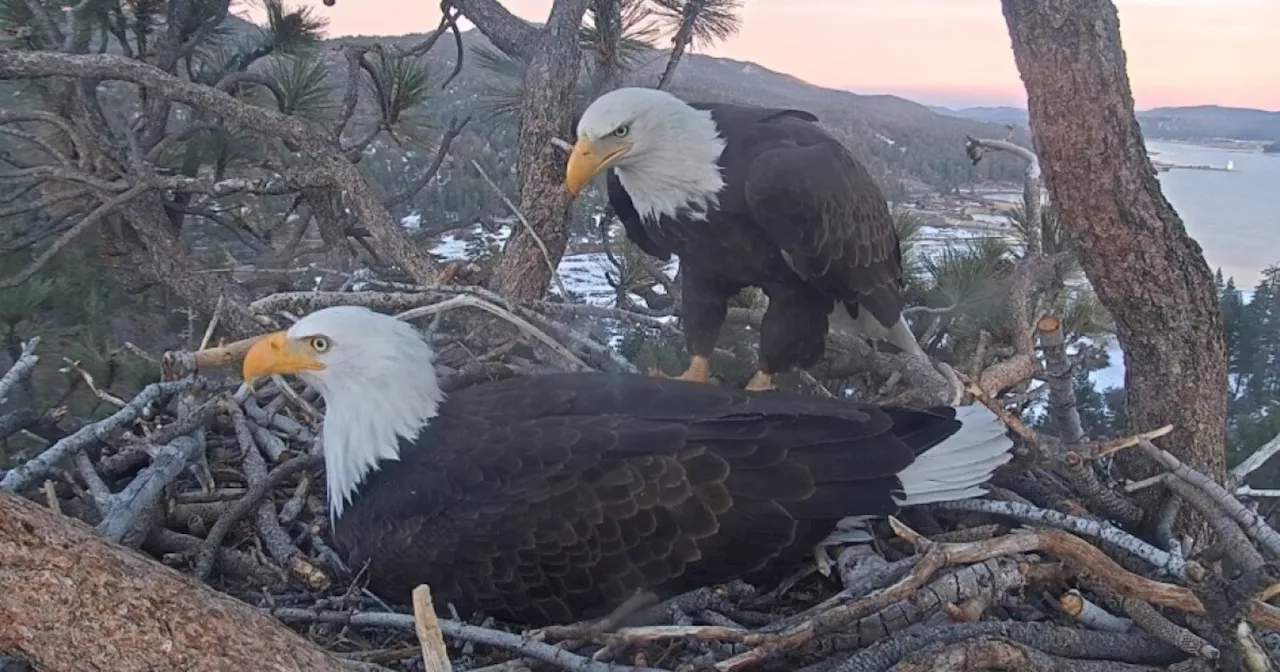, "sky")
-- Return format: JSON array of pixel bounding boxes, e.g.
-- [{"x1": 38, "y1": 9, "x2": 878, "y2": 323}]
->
[{"x1": 246, "y1": 0, "x2": 1280, "y2": 111}]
